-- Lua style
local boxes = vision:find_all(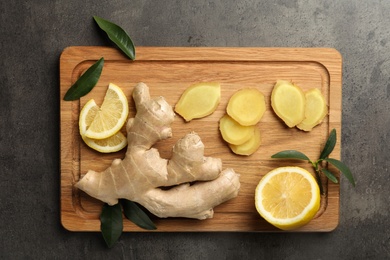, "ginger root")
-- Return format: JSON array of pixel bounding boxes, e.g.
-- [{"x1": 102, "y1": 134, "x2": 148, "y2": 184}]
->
[{"x1": 76, "y1": 82, "x2": 240, "y2": 220}]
